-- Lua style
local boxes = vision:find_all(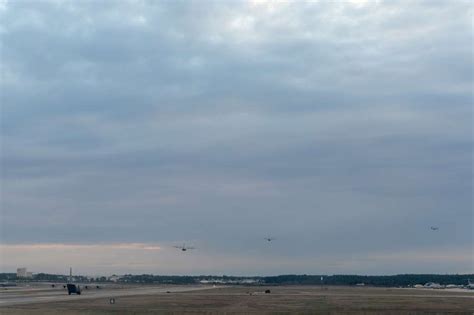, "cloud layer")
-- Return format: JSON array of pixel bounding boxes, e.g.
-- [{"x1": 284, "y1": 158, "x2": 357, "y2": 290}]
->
[
  {"x1": 1, "y1": 242, "x2": 470, "y2": 276},
  {"x1": 0, "y1": 0, "x2": 472, "y2": 274}
]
